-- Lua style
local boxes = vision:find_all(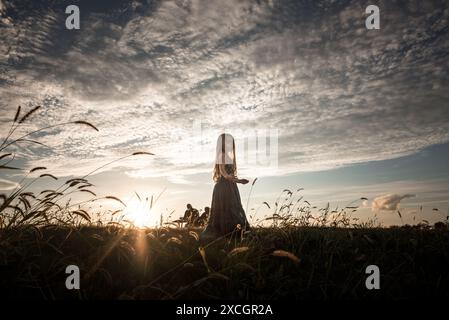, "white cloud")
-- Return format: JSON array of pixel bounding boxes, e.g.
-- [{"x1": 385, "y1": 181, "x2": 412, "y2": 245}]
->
[{"x1": 372, "y1": 194, "x2": 416, "y2": 211}]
